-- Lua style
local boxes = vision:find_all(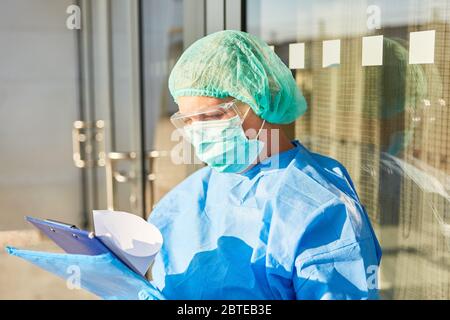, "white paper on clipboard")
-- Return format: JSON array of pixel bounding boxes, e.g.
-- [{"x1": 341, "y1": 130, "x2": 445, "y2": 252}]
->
[{"x1": 93, "y1": 210, "x2": 163, "y2": 276}]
